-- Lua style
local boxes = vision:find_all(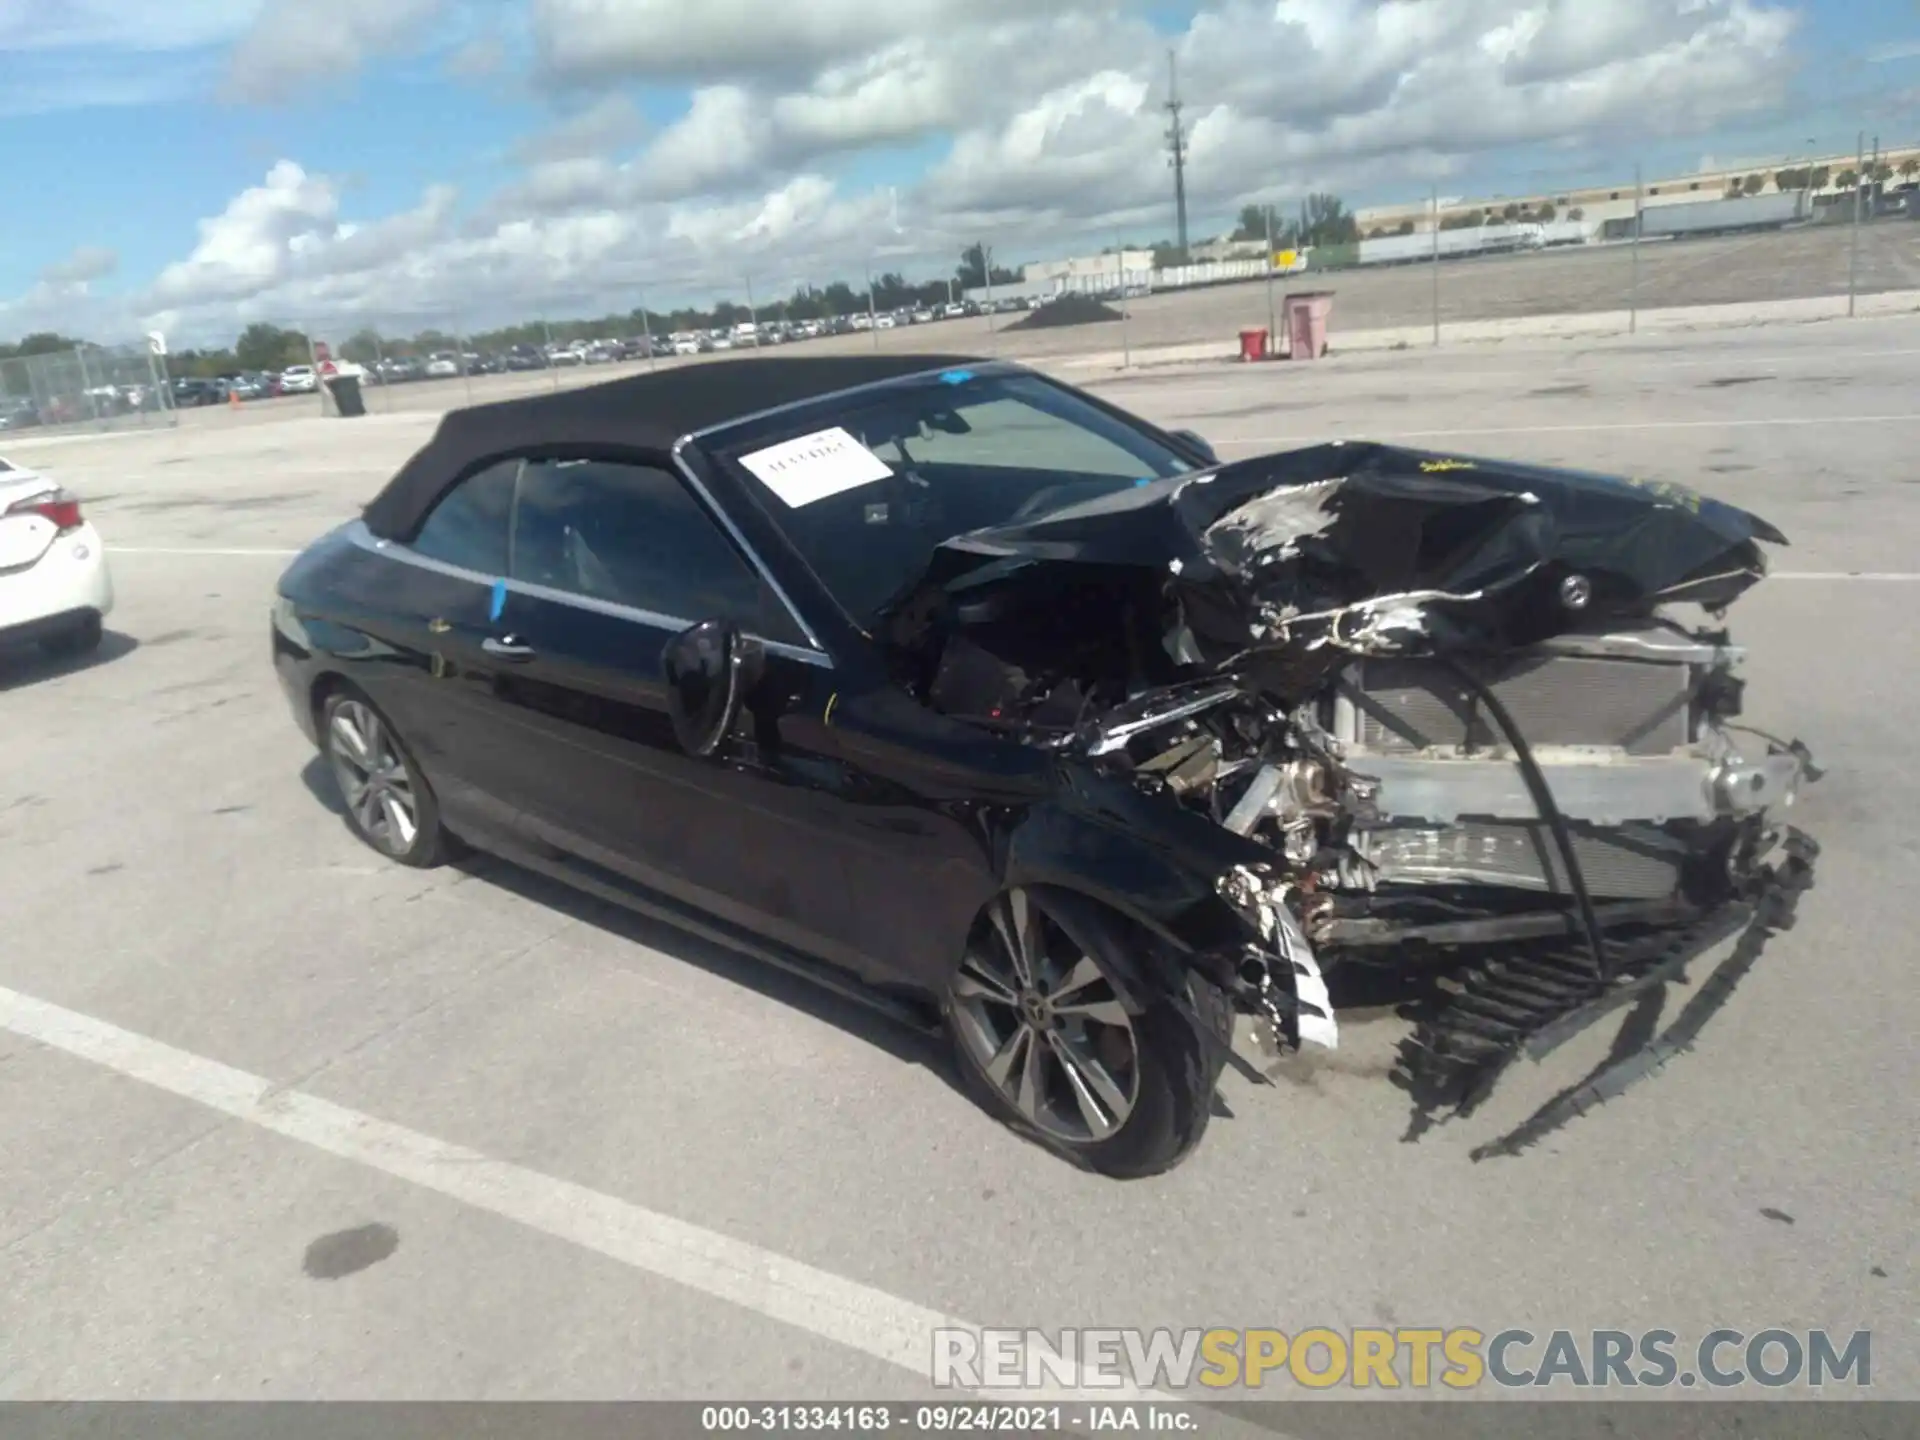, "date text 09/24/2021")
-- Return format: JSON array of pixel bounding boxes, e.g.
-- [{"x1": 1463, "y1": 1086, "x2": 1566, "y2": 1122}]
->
[{"x1": 700, "y1": 1407, "x2": 1192, "y2": 1432}]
